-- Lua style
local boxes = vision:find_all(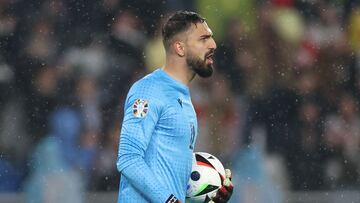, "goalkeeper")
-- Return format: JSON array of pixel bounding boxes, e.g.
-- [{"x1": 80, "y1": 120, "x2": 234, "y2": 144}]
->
[{"x1": 117, "y1": 10, "x2": 233, "y2": 203}]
